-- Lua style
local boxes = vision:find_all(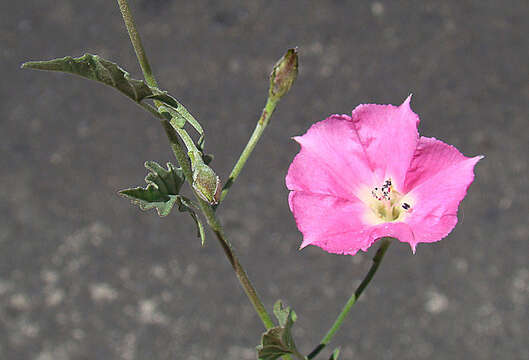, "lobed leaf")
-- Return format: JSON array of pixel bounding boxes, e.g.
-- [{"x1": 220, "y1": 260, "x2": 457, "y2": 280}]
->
[
  {"x1": 273, "y1": 300, "x2": 298, "y2": 327},
  {"x1": 257, "y1": 301, "x2": 300, "y2": 360},
  {"x1": 119, "y1": 161, "x2": 205, "y2": 244}
]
